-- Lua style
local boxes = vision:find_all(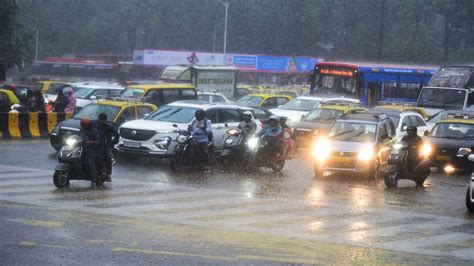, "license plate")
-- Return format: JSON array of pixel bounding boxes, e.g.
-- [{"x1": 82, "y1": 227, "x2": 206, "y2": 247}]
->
[
  {"x1": 333, "y1": 157, "x2": 353, "y2": 164},
  {"x1": 124, "y1": 141, "x2": 141, "y2": 148},
  {"x1": 436, "y1": 155, "x2": 450, "y2": 161}
]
